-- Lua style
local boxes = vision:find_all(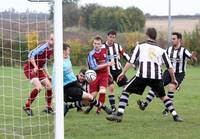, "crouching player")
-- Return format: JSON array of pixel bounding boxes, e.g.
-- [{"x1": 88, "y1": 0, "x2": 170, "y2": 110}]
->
[{"x1": 52, "y1": 43, "x2": 112, "y2": 116}]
